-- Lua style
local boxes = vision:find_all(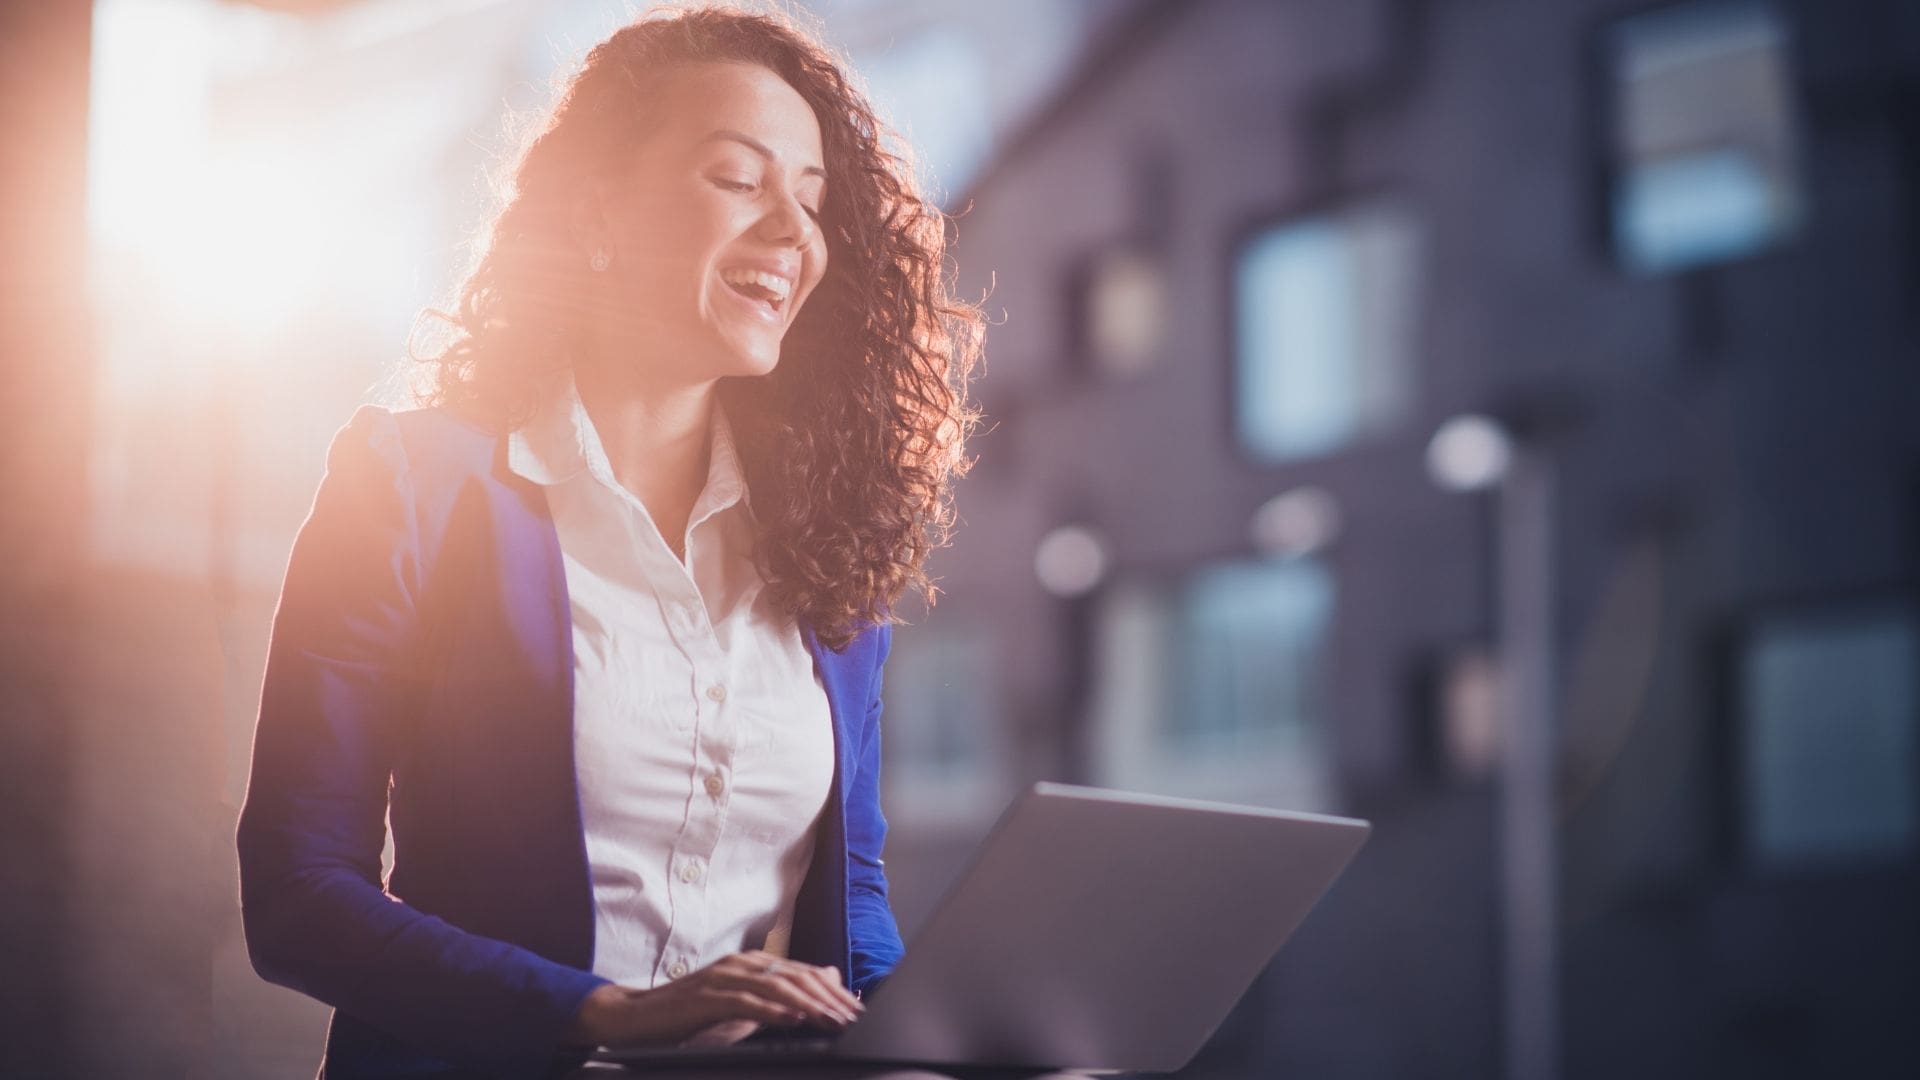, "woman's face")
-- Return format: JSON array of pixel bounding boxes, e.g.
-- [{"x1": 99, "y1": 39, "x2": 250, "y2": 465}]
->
[{"x1": 587, "y1": 62, "x2": 830, "y2": 387}]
